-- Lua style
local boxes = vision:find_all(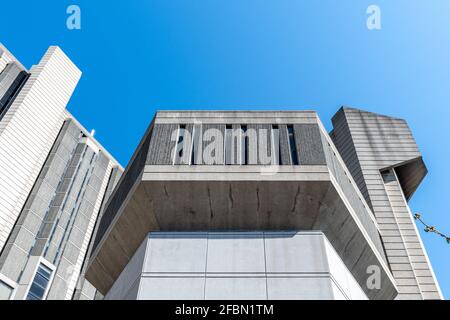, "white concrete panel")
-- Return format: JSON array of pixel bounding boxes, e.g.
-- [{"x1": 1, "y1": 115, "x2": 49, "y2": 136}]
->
[
  {"x1": 144, "y1": 233, "x2": 207, "y2": 273},
  {"x1": 267, "y1": 277, "x2": 334, "y2": 300},
  {"x1": 106, "y1": 231, "x2": 369, "y2": 300},
  {"x1": 138, "y1": 278, "x2": 205, "y2": 300},
  {"x1": 265, "y1": 232, "x2": 328, "y2": 273},
  {"x1": 205, "y1": 277, "x2": 267, "y2": 300},
  {"x1": 206, "y1": 232, "x2": 265, "y2": 273}
]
